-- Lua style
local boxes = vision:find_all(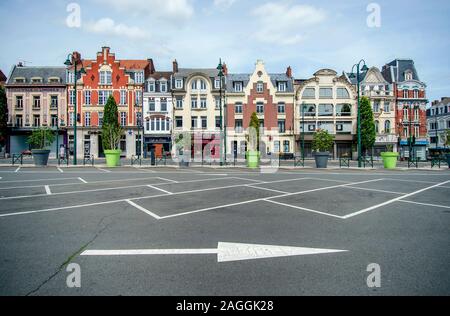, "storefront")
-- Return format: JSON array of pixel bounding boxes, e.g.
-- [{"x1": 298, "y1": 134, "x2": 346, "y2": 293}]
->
[
  {"x1": 400, "y1": 139, "x2": 428, "y2": 161},
  {"x1": 144, "y1": 136, "x2": 171, "y2": 159}
]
